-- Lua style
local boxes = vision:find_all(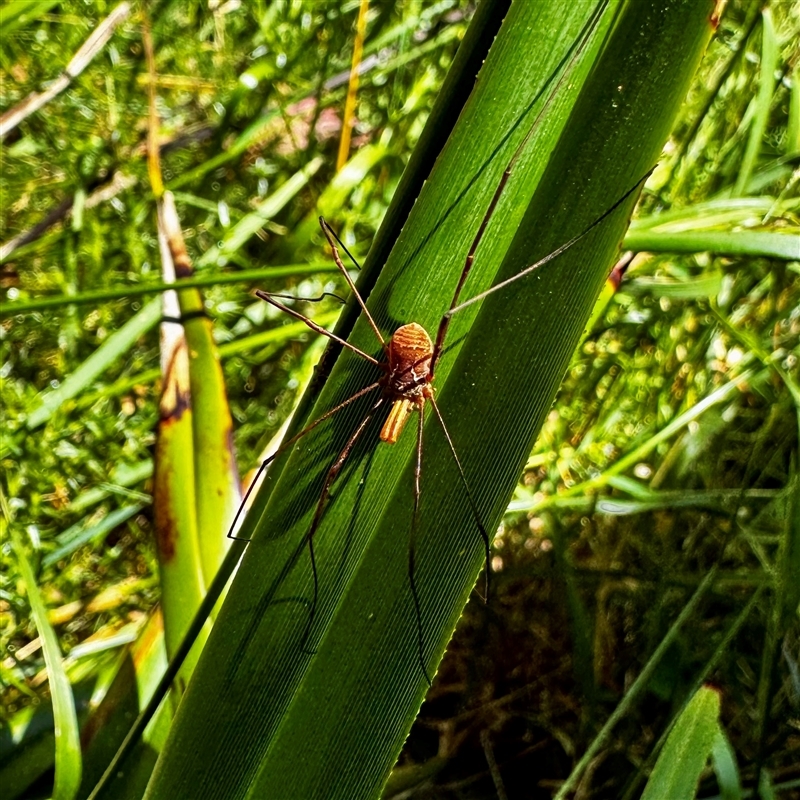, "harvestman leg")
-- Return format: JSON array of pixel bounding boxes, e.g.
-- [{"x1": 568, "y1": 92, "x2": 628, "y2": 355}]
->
[
  {"x1": 408, "y1": 393, "x2": 491, "y2": 686},
  {"x1": 413, "y1": 7, "x2": 650, "y2": 656},
  {"x1": 227, "y1": 217, "x2": 391, "y2": 649},
  {"x1": 229, "y1": 214, "x2": 391, "y2": 542},
  {"x1": 319, "y1": 217, "x2": 387, "y2": 352},
  {"x1": 301, "y1": 395, "x2": 385, "y2": 649},
  {"x1": 254, "y1": 289, "x2": 381, "y2": 367},
  {"x1": 408, "y1": 397, "x2": 429, "y2": 683},
  {"x1": 227, "y1": 380, "x2": 381, "y2": 540},
  {"x1": 428, "y1": 395, "x2": 490, "y2": 600},
  {"x1": 429, "y1": 0, "x2": 625, "y2": 371}
]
